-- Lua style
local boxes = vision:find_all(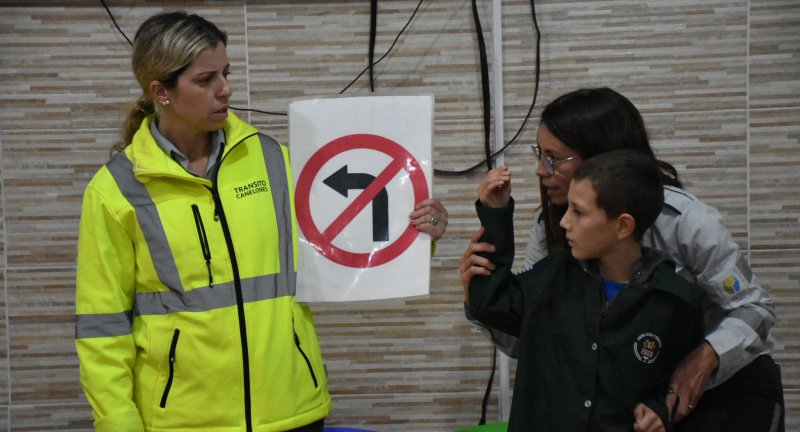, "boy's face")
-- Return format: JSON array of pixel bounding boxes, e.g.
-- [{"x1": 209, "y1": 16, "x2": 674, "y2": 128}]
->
[{"x1": 559, "y1": 178, "x2": 620, "y2": 261}]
